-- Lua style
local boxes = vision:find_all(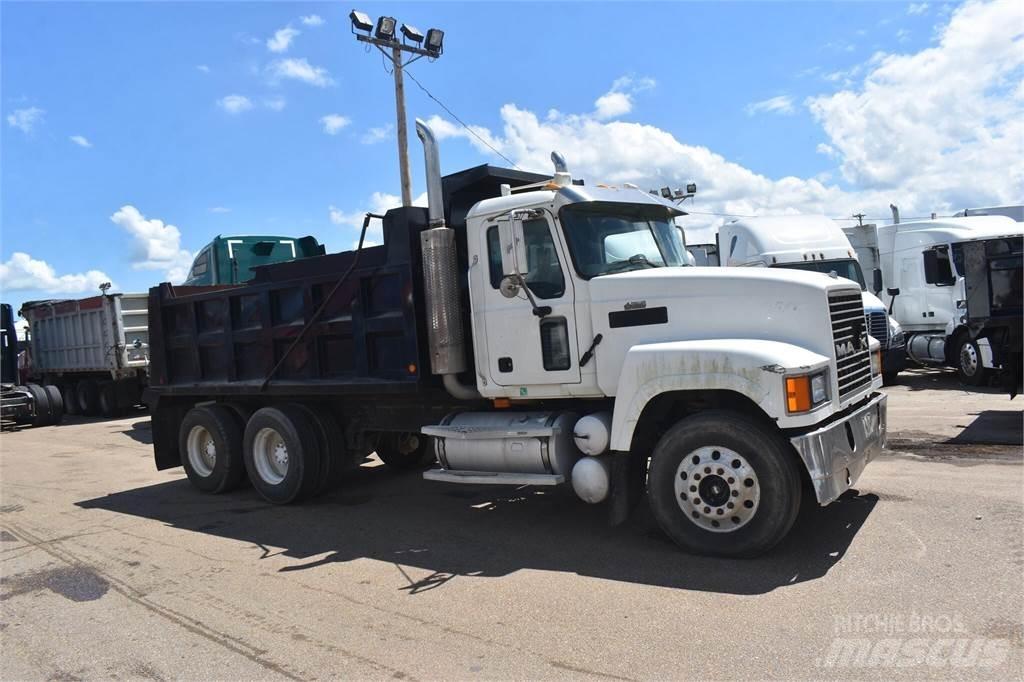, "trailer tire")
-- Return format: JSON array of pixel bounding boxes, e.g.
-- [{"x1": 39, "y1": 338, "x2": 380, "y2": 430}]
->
[
  {"x1": 295, "y1": 404, "x2": 346, "y2": 495},
  {"x1": 76, "y1": 380, "x2": 101, "y2": 416},
  {"x1": 43, "y1": 385, "x2": 64, "y2": 425},
  {"x1": 25, "y1": 383, "x2": 52, "y2": 427},
  {"x1": 955, "y1": 335, "x2": 989, "y2": 386},
  {"x1": 647, "y1": 411, "x2": 802, "y2": 558},
  {"x1": 244, "y1": 405, "x2": 322, "y2": 505},
  {"x1": 179, "y1": 405, "x2": 247, "y2": 494},
  {"x1": 375, "y1": 432, "x2": 435, "y2": 470},
  {"x1": 62, "y1": 384, "x2": 80, "y2": 416},
  {"x1": 99, "y1": 382, "x2": 121, "y2": 417}
]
